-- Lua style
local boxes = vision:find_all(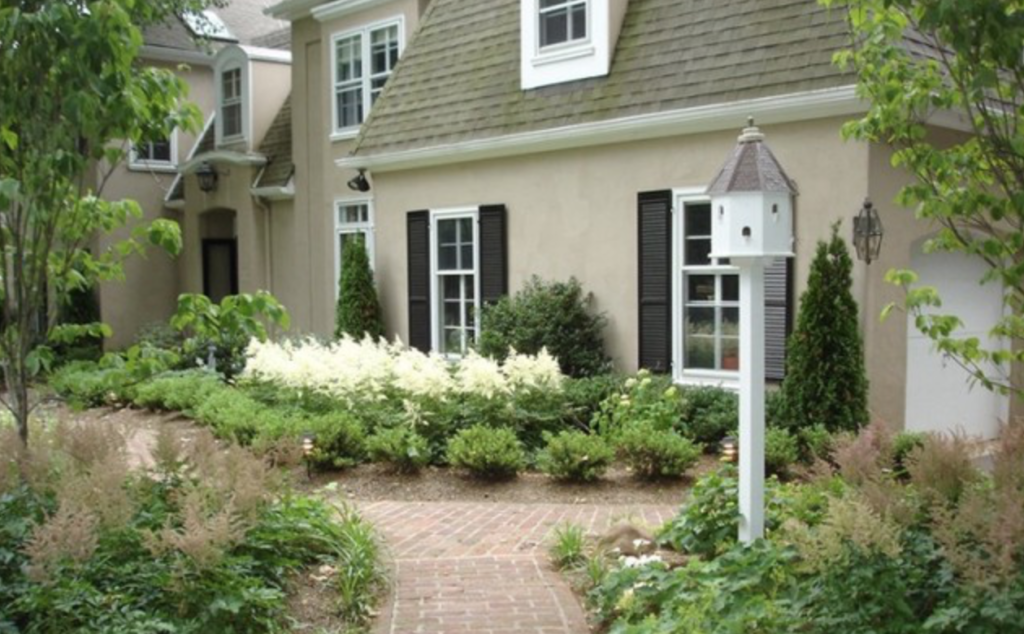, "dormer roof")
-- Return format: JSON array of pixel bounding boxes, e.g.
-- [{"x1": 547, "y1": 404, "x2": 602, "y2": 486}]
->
[{"x1": 706, "y1": 121, "x2": 797, "y2": 195}]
